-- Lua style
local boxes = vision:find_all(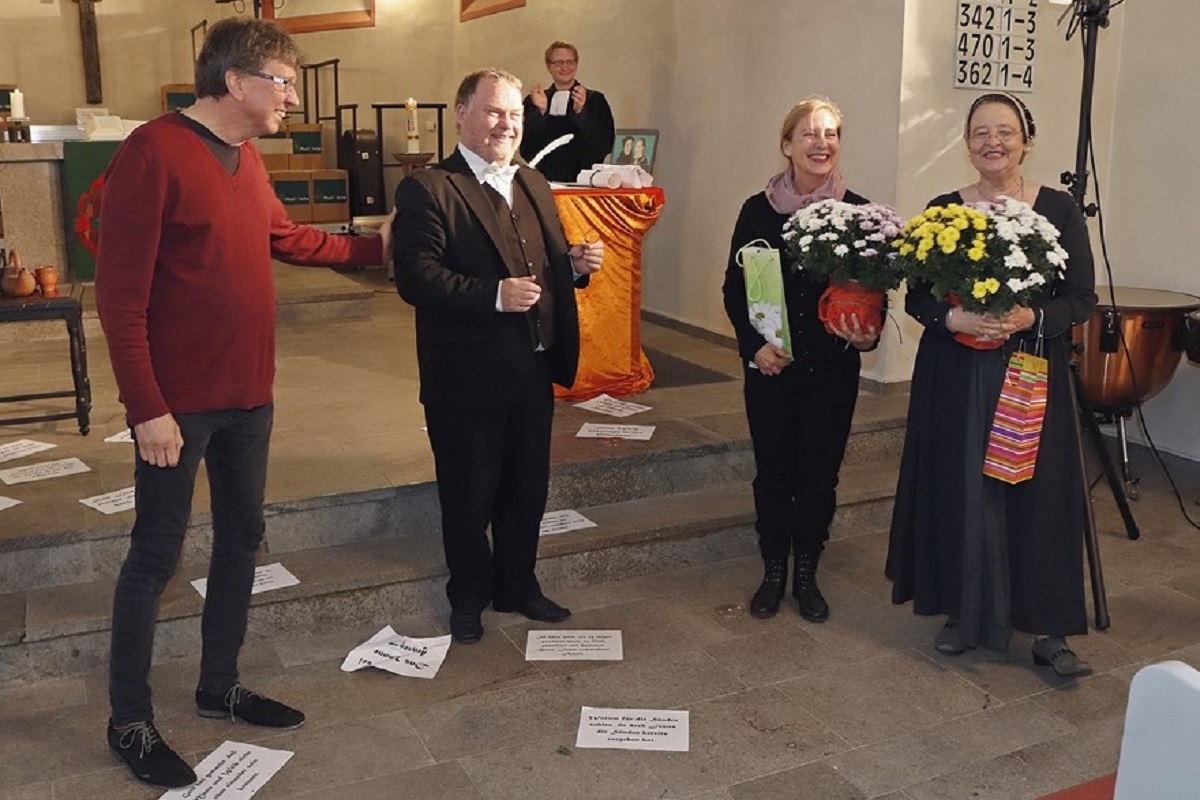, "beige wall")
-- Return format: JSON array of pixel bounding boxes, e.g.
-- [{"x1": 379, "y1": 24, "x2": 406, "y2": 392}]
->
[
  {"x1": 3, "y1": 0, "x2": 1196, "y2": 459},
  {"x1": 1102, "y1": 6, "x2": 1200, "y2": 459}
]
